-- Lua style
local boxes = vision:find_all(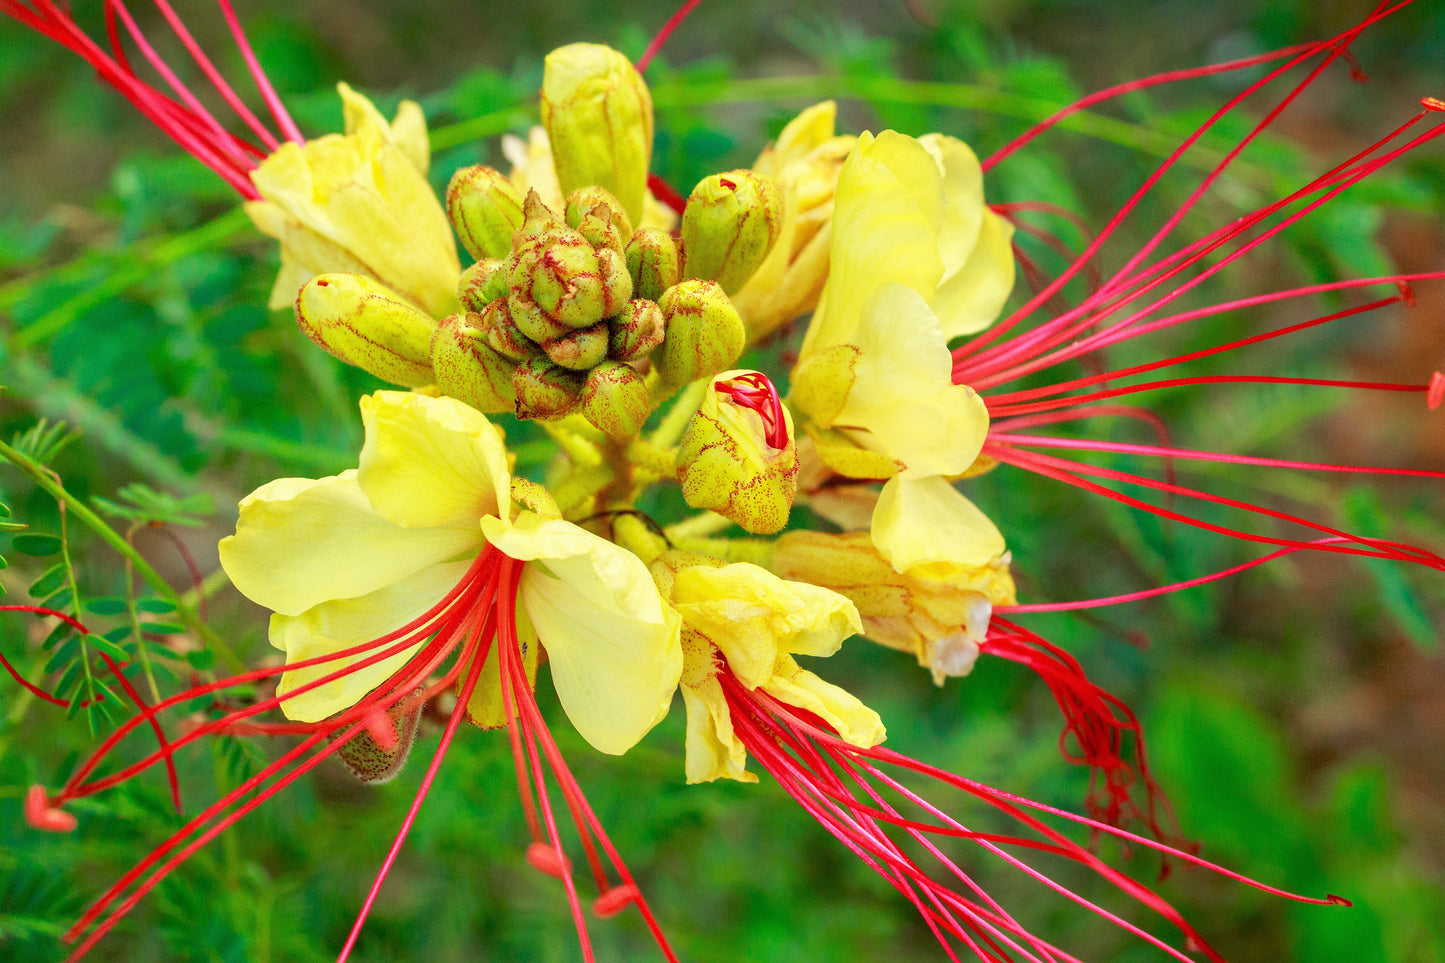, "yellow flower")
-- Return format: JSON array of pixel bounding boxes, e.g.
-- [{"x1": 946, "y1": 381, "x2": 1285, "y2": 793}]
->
[
  {"x1": 731, "y1": 101, "x2": 857, "y2": 341},
  {"x1": 219, "y1": 390, "x2": 682, "y2": 755},
  {"x1": 652, "y1": 556, "x2": 884, "y2": 783},
  {"x1": 244, "y1": 84, "x2": 462, "y2": 318},
  {"x1": 773, "y1": 475, "x2": 1016, "y2": 685},
  {"x1": 789, "y1": 129, "x2": 1014, "y2": 482}
]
